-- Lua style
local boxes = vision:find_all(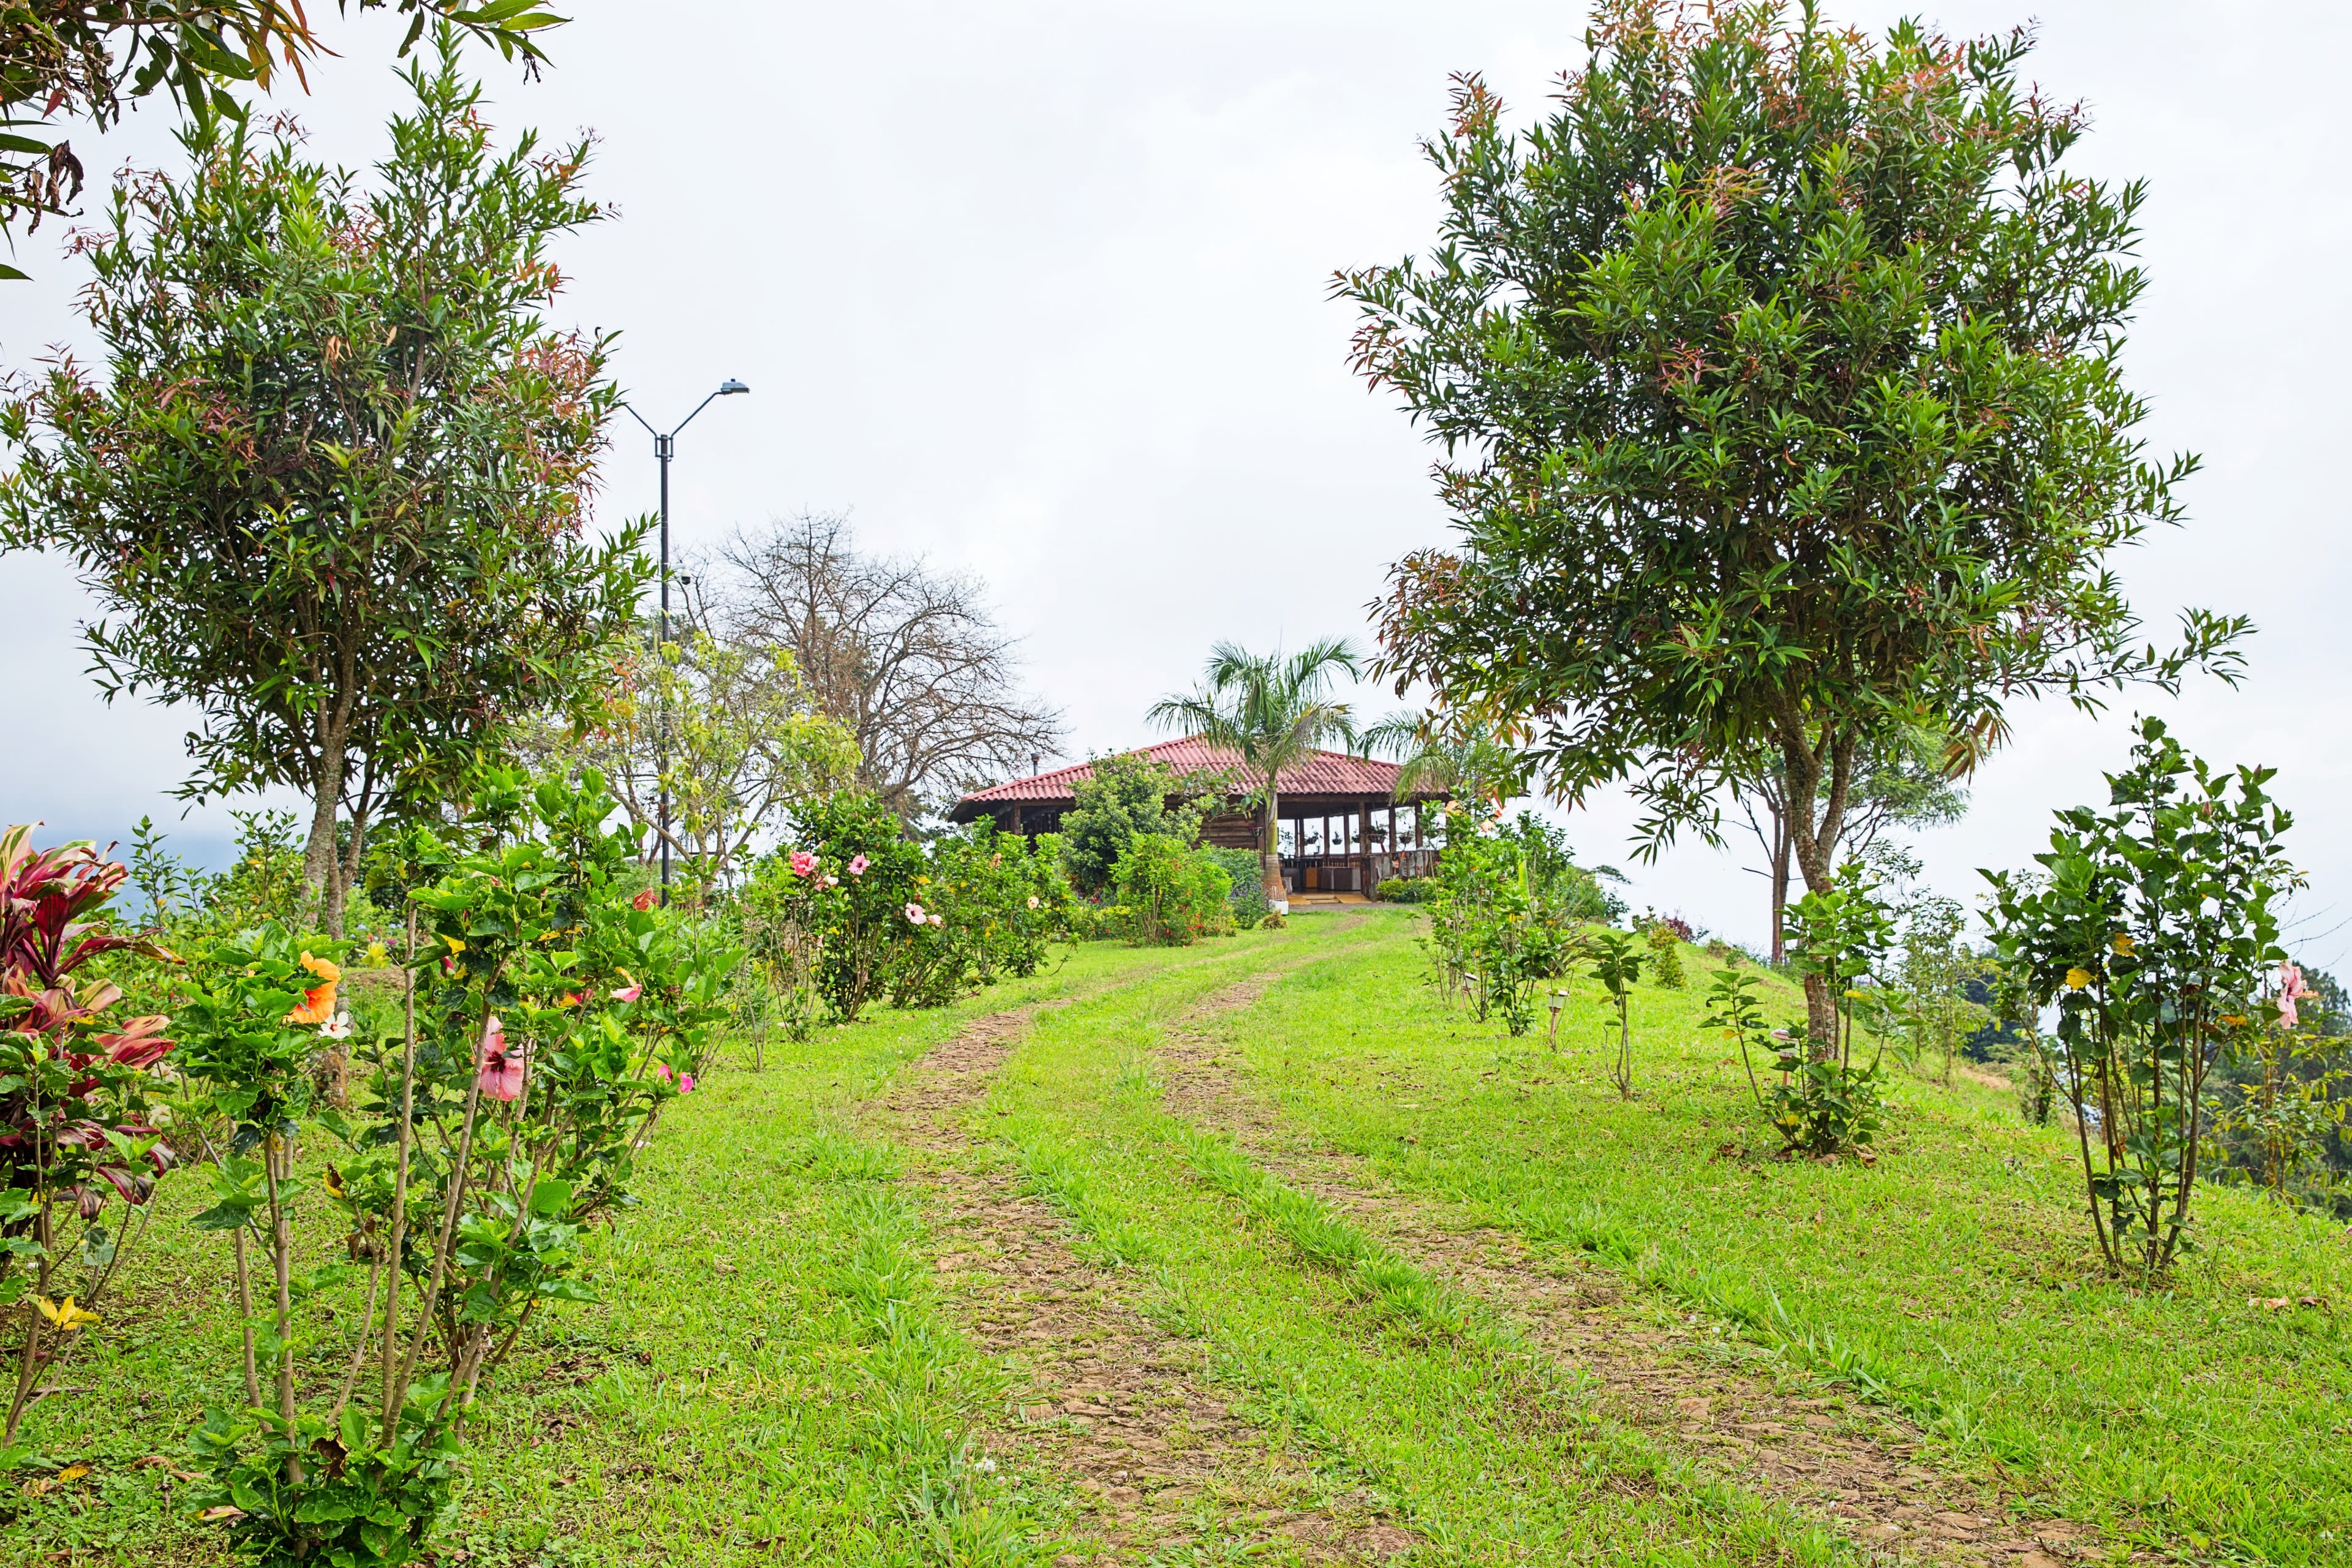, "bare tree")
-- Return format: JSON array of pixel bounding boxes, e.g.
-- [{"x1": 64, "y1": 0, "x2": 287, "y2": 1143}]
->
[{"x1": 714, "y1": 513, "x2": 1062, "y2": 821}]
